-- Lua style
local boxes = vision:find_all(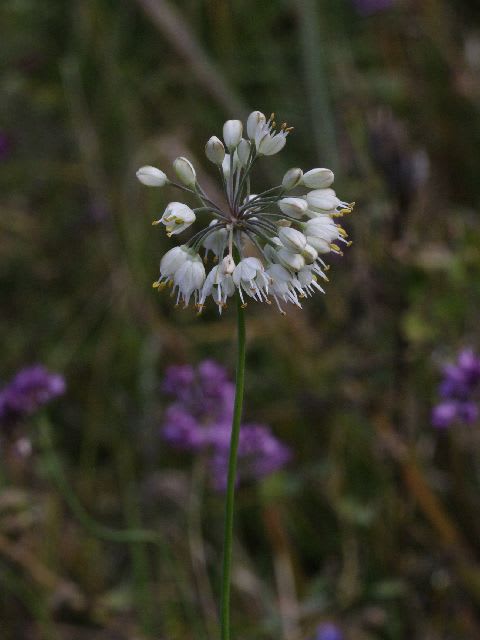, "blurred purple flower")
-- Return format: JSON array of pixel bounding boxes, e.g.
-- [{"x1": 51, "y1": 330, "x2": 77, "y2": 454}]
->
[
  {"x1": 352, "y1": 0, "x2": 394, "y2": 15},
  {"x1": 0, "y1": 365, "x2": 66, "y2": 428},
  {"x1": 161, "y1": 360, "x2": 290, "y2": 489},
  {"x1": 432, "y1": 349, "x2": 480, "y2": 428},
  {"x1": 210, "y1": 423, "x2": 292, "y2": 491},
  {"x1": 316, "y1": 622, "x2": 344, "y2": 640}
]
